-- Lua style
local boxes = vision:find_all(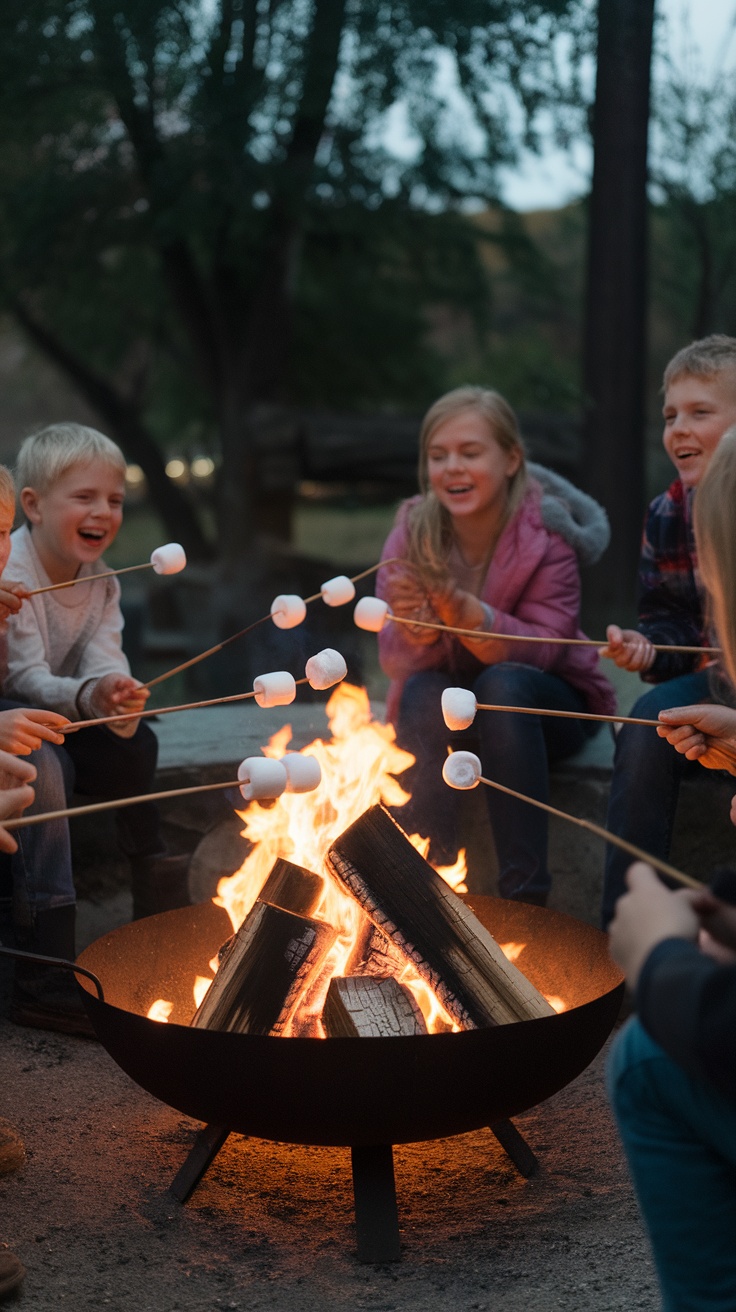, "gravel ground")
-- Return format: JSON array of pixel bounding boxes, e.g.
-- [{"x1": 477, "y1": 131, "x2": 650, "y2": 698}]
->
[{"x1": 0, "y1": 991, "x2": 659, "y2": 1312}]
